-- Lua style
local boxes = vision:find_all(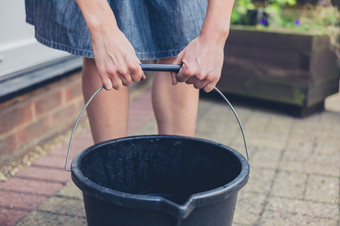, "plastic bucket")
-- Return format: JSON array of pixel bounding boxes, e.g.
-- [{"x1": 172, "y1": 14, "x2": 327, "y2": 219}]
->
[
  {"x1": 71, "y1": 135, "x2": 249, "y2": 226},
  {"x1": 65, "y1": 64, "x2": 250, "y2": 225}
]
